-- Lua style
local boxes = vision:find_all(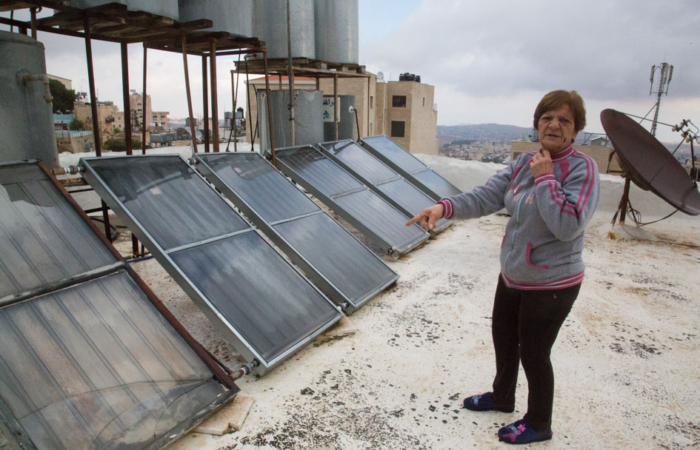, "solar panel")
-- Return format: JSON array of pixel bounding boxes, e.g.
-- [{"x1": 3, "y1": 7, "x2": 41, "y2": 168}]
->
[
  {"x1": 80, "y1": 155, "x2": 342, "y2": 374},
  {"x1": 319, "y1": 140, "x2": 452, "y2": 233},
  {"x1": 193, "y1": 152, "x2": 399, "y2": 313},
  {"x1": 274, "y1": 145, "x2": 430, "y2": 256},
  {"x1": 360, "y1": 135, "x2": 462, "y2": 201},
  {"x1": 0, "y1": 161, "x2": 235, "y2": 450}
]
